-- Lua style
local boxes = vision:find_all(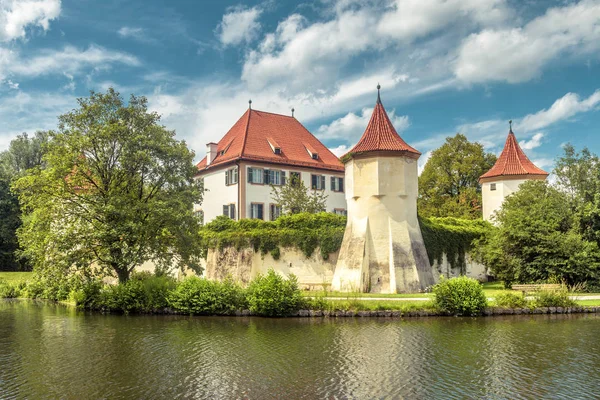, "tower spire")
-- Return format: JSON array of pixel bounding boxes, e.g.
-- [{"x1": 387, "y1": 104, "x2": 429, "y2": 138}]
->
[
  {"x1": 509, "y1": 119, "x2": 513, "y2": 133},
  {"x1": 377, "y1": 83, "x2": 381, "y2": 104},
  {"x1": 248, "y1": 99, "x2": 252, "y2": 109}
]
